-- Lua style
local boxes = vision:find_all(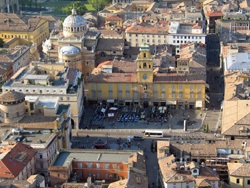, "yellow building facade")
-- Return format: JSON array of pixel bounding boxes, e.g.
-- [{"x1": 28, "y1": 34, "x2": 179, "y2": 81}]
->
[
  {"x1": 228, "y1": 163, "x2": 250, "y2": 188},
  {"x1": 0, "y1": 13, "x2": 49, "y2": 47},
  {"x1": 105, "y1": 15, "x2": 123, "y2": 30},
  {"x1": 86, "y1": 44, "x2": 205, "y2": 109}
]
